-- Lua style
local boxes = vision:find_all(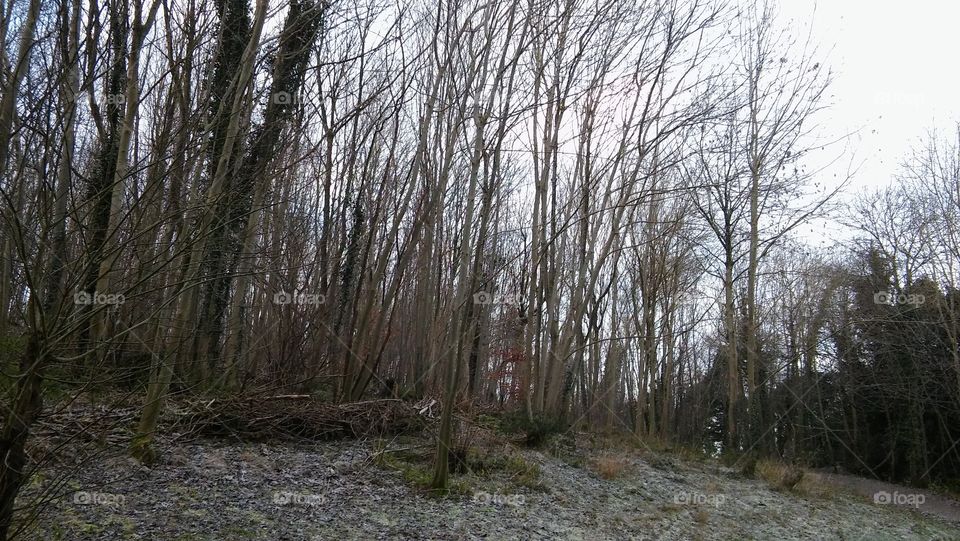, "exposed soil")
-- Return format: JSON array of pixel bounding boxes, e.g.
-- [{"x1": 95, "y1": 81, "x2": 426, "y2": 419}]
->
[{"x1": 808, "y1": 471, "x2": 960, "y2": 524}]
